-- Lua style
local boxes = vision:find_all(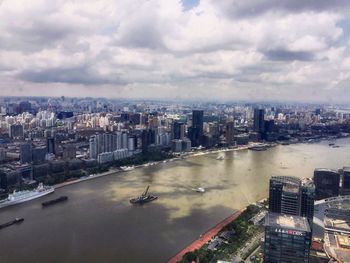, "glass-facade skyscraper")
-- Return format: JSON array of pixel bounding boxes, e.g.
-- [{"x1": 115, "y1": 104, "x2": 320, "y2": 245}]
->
[
  {"x1": 313, "y1": 168, "x2": 340, "y2": 200},
  {"x1": 269, "y1": 176, "x2": 315, "y2": 222},
  {"x1": 253, "y1": 108, "x2": 265, "y2": 133},
  {"x1": 264, "y1": 213, "x2": 312, "y2": 263},
  {"x1": 189, "y1": 110, "x2": 204, "y2": 147}
]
